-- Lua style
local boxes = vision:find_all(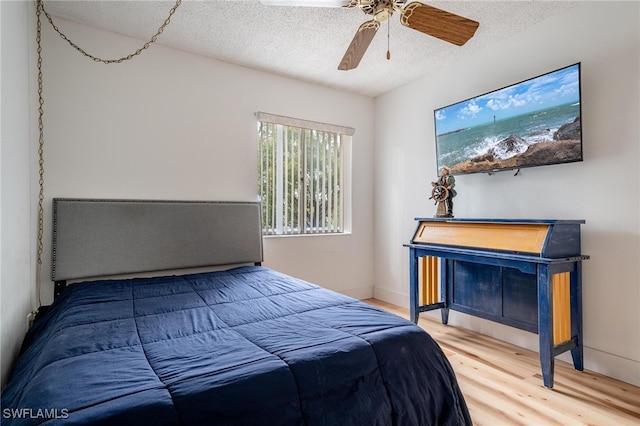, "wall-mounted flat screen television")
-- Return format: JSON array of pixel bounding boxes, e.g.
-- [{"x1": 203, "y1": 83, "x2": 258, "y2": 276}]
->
[{"x1": 434, "y1": 63, "x2": 582, "y2": 175}]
